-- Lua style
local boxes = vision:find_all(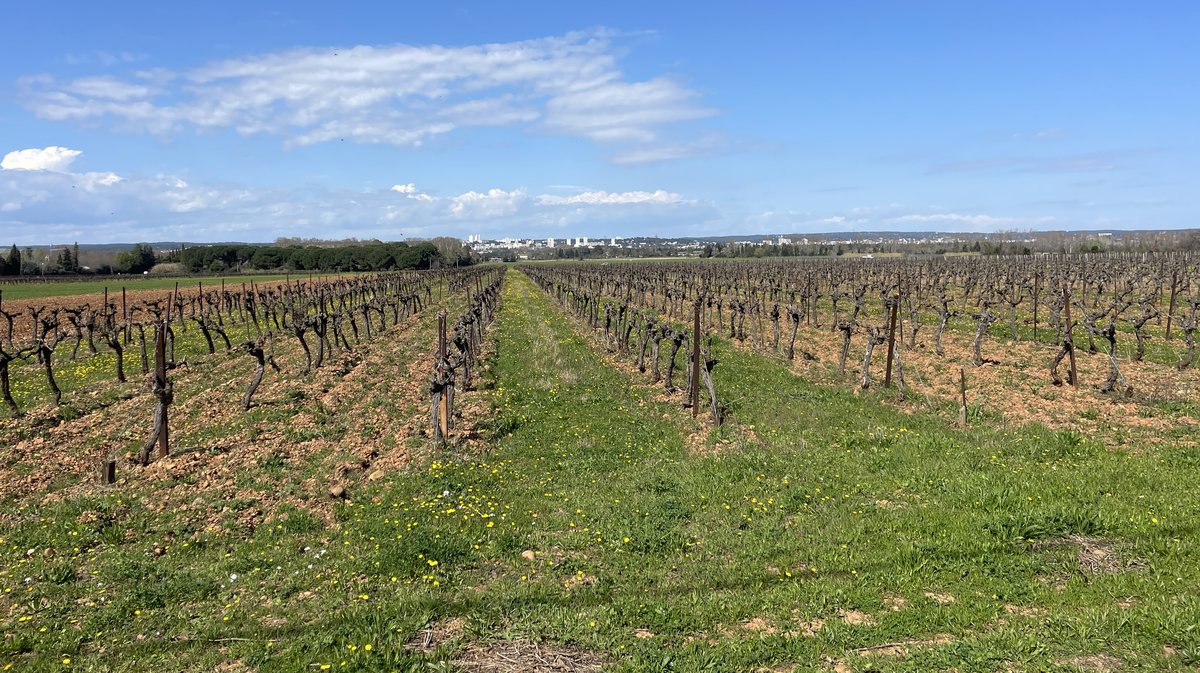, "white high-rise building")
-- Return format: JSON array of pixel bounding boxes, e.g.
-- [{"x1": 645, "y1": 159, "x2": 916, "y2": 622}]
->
[{"x1": 546, "y1": 237, "x2": 556, "y2": 247}]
